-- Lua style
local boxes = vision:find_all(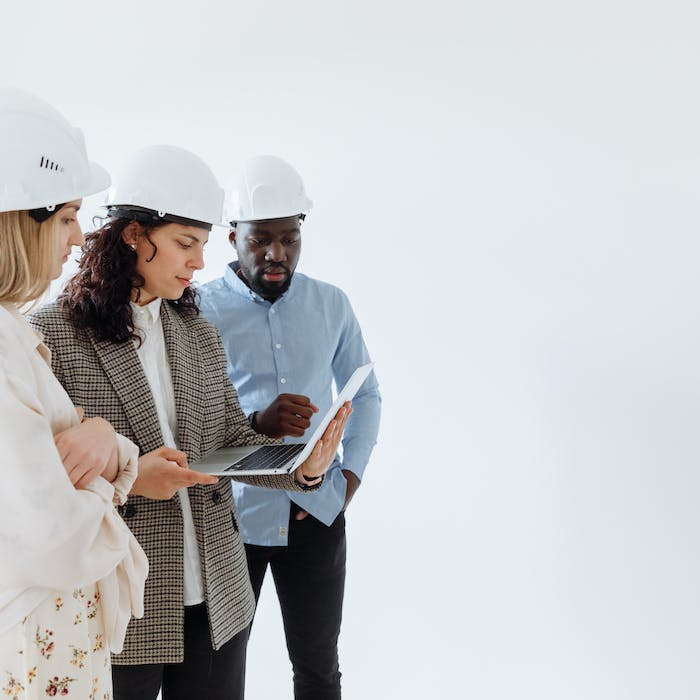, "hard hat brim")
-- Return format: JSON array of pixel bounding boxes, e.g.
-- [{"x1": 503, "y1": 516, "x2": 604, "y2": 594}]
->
[
  {"x1": 0, "y1": 159, "x2": 112, "y2": 214},
  {"x1": 84, "y1": 161, "x2": 111, "y2": 200}
]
